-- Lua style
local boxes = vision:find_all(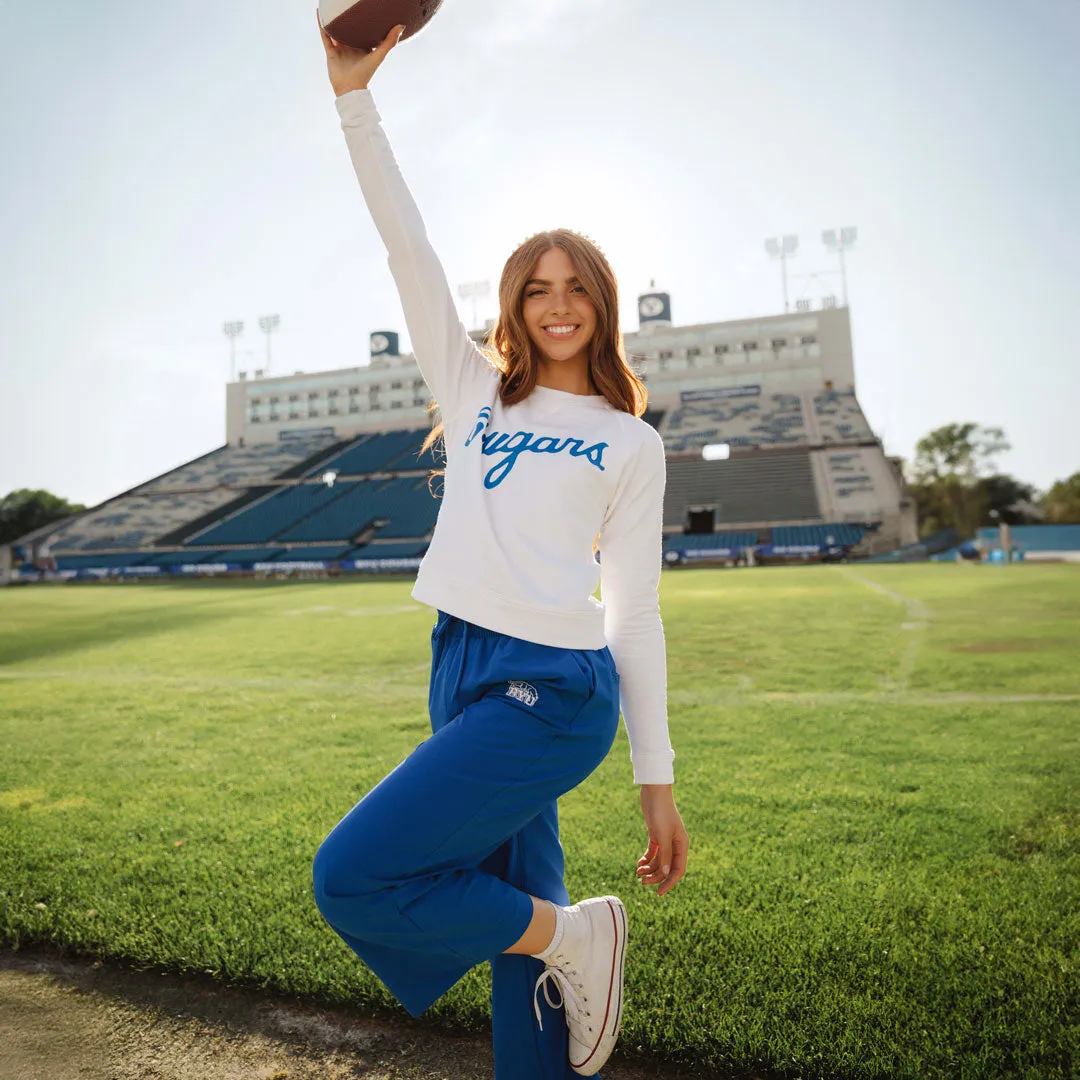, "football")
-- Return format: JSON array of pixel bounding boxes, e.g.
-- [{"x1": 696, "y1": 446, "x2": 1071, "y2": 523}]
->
[{"x1": 319, "y1": 0, "x2": 445, "y2": 52}]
